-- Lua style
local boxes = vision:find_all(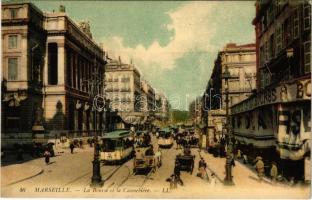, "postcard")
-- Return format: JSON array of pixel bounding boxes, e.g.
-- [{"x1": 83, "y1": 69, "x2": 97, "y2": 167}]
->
[{"x1": 1, "y1": 0, "x2": 311, "y2": 199}]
